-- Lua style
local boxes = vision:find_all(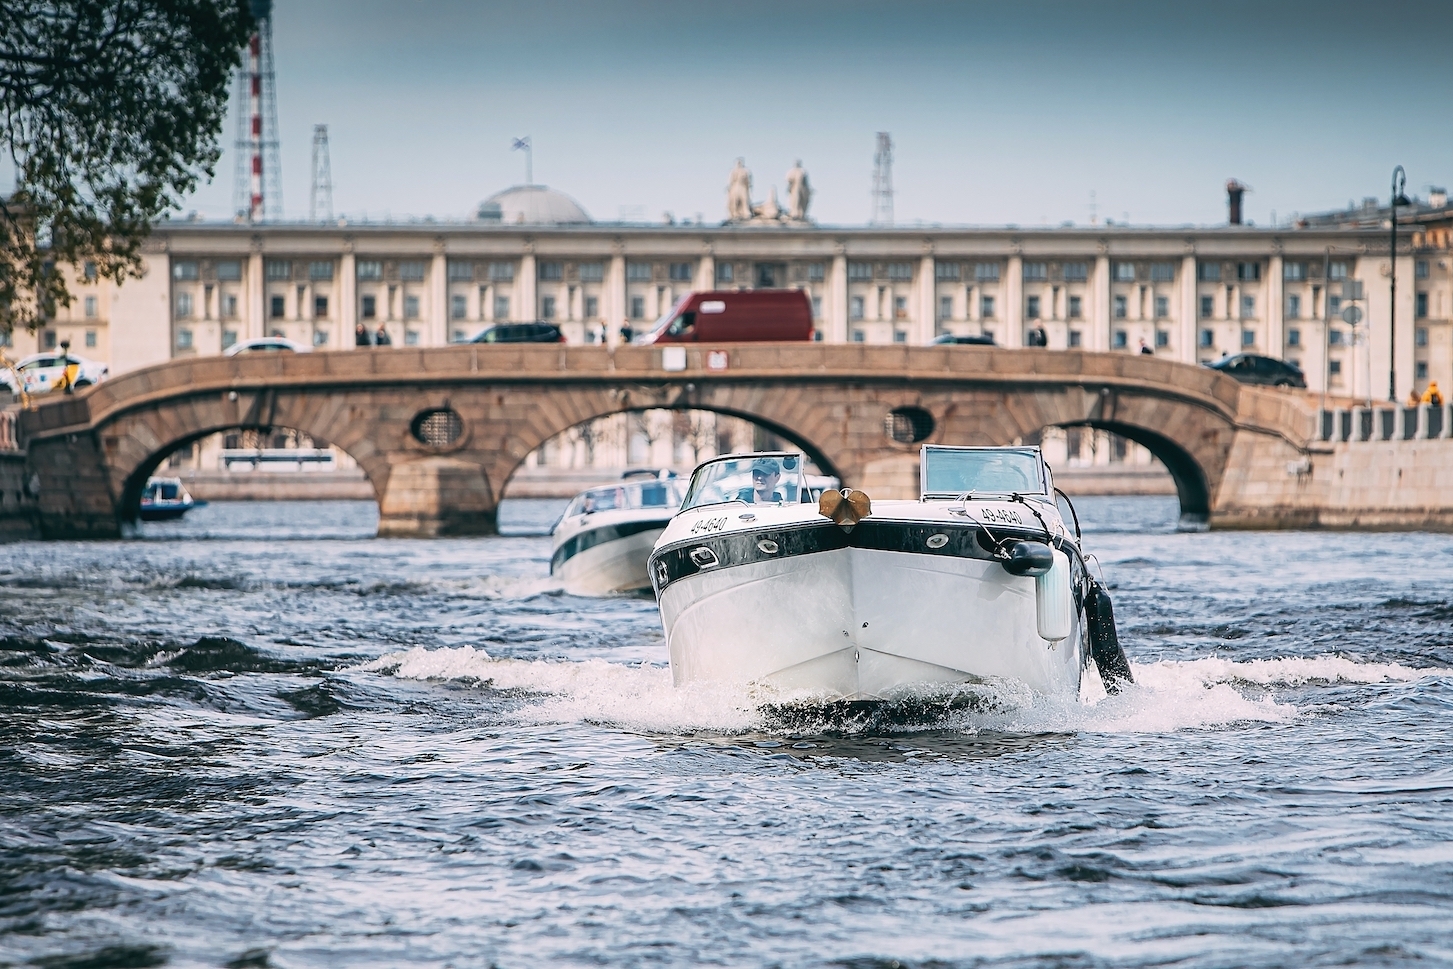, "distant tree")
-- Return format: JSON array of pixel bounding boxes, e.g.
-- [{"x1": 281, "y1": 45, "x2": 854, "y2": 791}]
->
[{"x1": 0, "y1": 1, "x2": 251, "y2": 332}]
